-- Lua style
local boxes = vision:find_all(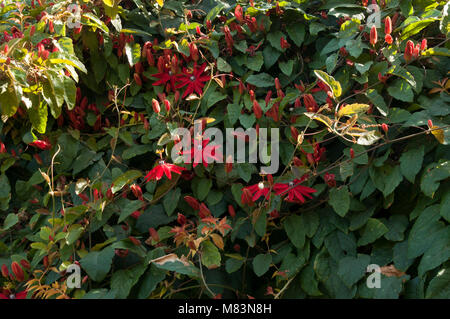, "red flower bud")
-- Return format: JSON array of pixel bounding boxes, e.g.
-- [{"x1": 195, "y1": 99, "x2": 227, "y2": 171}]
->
[
  {"x1": 241, "y1": 188, "x2": 254, "y2": 206},
  {"x1": 381, "y1": 123, "x2": 389, "y2": 133},
  {"x1": 235, "y1": 5, "x2": 243, "y2": 23},
  {"x1": 370, "y1": 25, "x2": 378, "y2": 46},
  {"x1": 253, "y1": 100, "x2": 262, "y2": 119},
  {"x1": 48, "y1": 20, "x2": 54, "y2": 33},
  {"x1": 206, "y1": 20, "x2": 212, "y2": 31},
  {"x1": 1, "y1": 264, "x2": 9, "y2": 278},
  {"x1": 199, "y1": 203, "x2": 211, "y2": 218},
  {"x1": 20, "y1": 260, "x2": 30, "y2": 269},
  {"x1": 130, "y1": 184, "x2": 143, "y2": 200},
  {"x1": 164, "y1": 99, "x2": 171, "y2": 112},
  {"x1": 280, "y1": 37, "x2": 291, "y2": 49},
  {"x1": 131, "y1": 211, "x2": 141, "y2": 219},
  {"x1": 293, "y1": 156, "x2": 303, "y2": 167},
  {"x1": 11, "y1": 262, "x2": 24, "y2": 282},
  {"x1": 177, "y1": 213, "x2": 187, "y2": 225},
  {"x1": 290, "y1": 126, "x2": 299, "y2": 141},
  {"x1": 134, "y1": 73, "x2": 142, "y2": 86},
  {"x1": 324, "y1": 172, "x2": 336, "y2": 188},
  {"x1": 404, "y1": 40, "x2": 414, "y2": 62},
  {"x1": 420, "y1": 39, "x2": 427, "y2": 51},
  {"x1": 384, "y1": 16, "x2": 392, "y2": 35},
  {"x1": 128, "y1": 236, "x2": 141, "y2": 246},
  {"x1": 428, "y1": 119, "x2": 433, "y2": 129},
  {"x1": 385, "y1": 34, "x2": 393, "y2": 44},
  {"x1": 350, "y1": 148, "x2": 355, "y2": 159},
  {"x1": 184, "y1": 196, "x2": 200, "y2": 210},
  {"x1": 275, "y1": 77, "x2": 281, "y2": 90},
  {"x1": 149, "y1": 228, "x2": 159, "y2": 242},
  {"x1": 189, "y1": 42, "x2": 199, "y2": 62},
  {"x1": 228, "y1": 205, "x2": 236, "y2": 218},
  {"x1": 152, "y1": 99, "x2": 161, "y2": 113}
]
